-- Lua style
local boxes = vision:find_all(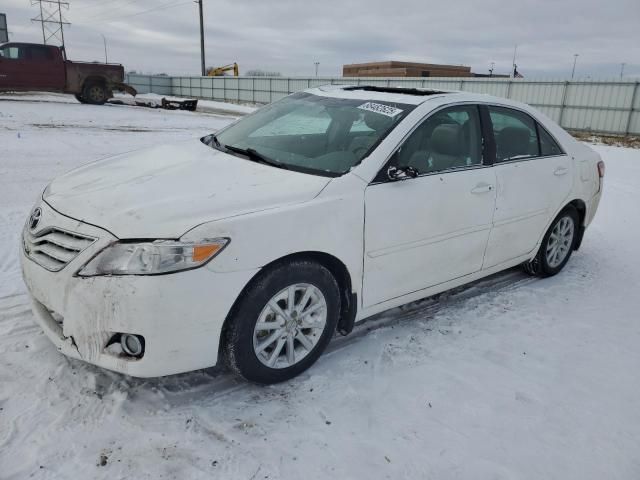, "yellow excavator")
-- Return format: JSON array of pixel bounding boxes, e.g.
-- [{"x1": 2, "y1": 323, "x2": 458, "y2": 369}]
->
[{"x1": 206, "y1": 63, "x2": 239, "y2": 76}]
